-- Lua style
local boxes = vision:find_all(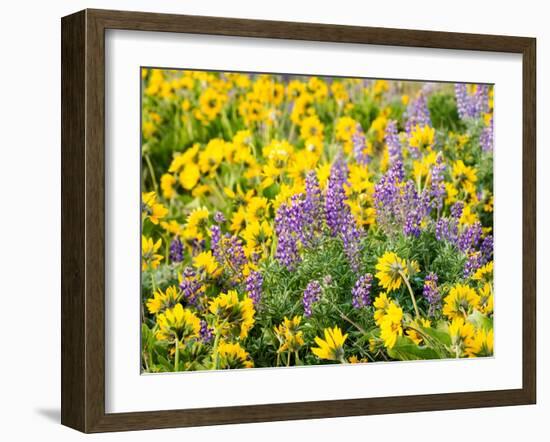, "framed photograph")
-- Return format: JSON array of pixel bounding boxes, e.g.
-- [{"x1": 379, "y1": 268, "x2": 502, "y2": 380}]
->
[{"x1": 61, "y1": 9, "x2": 536, "y2": 433}]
